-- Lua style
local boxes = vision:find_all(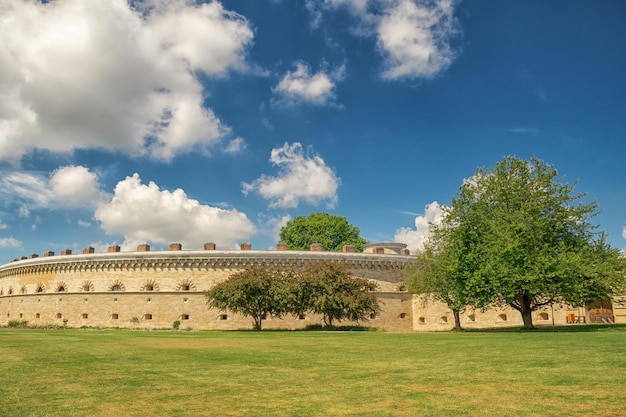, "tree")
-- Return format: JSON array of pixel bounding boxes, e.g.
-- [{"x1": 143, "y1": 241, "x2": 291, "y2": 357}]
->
[
  {"x1": 408, "y1": 233, "x2": 471, "y2": 331},
  {"x1": 430, "y1": 156, "x2": 624, "y2": 328},
  {"x1": 300, "y1": 262, "x2": 379, "y2": 327},
  {"x1": 279, "y1": 212, "x2": 368, "y2": 252},
  {"x1": 205, "y1": 266, "x2": 290, "y2": 330}
]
